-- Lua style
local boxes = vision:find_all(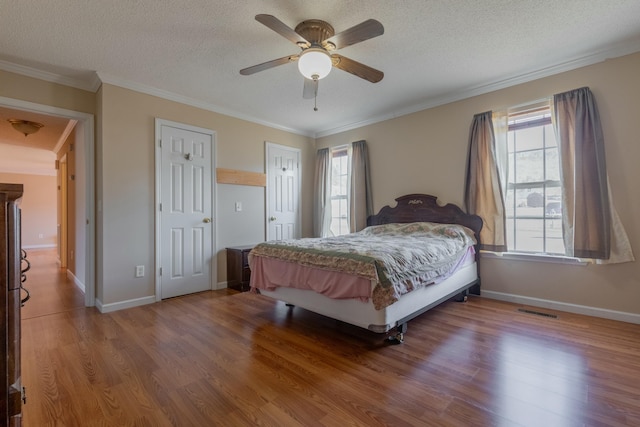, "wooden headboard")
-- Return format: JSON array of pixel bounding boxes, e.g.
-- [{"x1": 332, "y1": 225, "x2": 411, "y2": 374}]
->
[{"x1": 367, "y1": 194, "x2": 483, "y2": 244}]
